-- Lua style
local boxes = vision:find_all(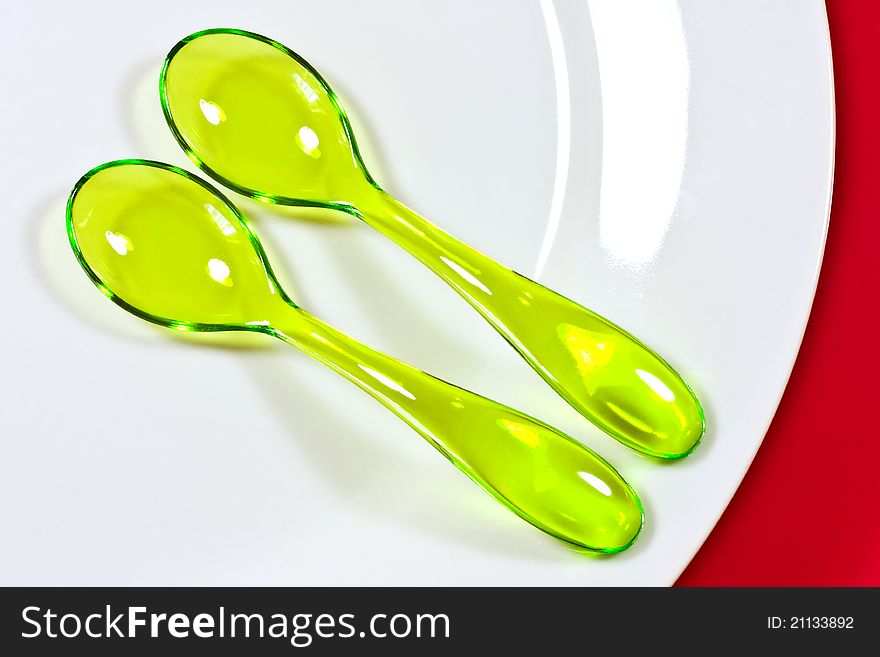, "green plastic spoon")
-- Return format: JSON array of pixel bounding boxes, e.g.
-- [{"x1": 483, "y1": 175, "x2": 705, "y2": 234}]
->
[
  {"x1": 66, "y1": 159, "x2": 643, "y2": 553},
  {"x1": 159, "y1": 28, "x2": 705, "y2": 459}
]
